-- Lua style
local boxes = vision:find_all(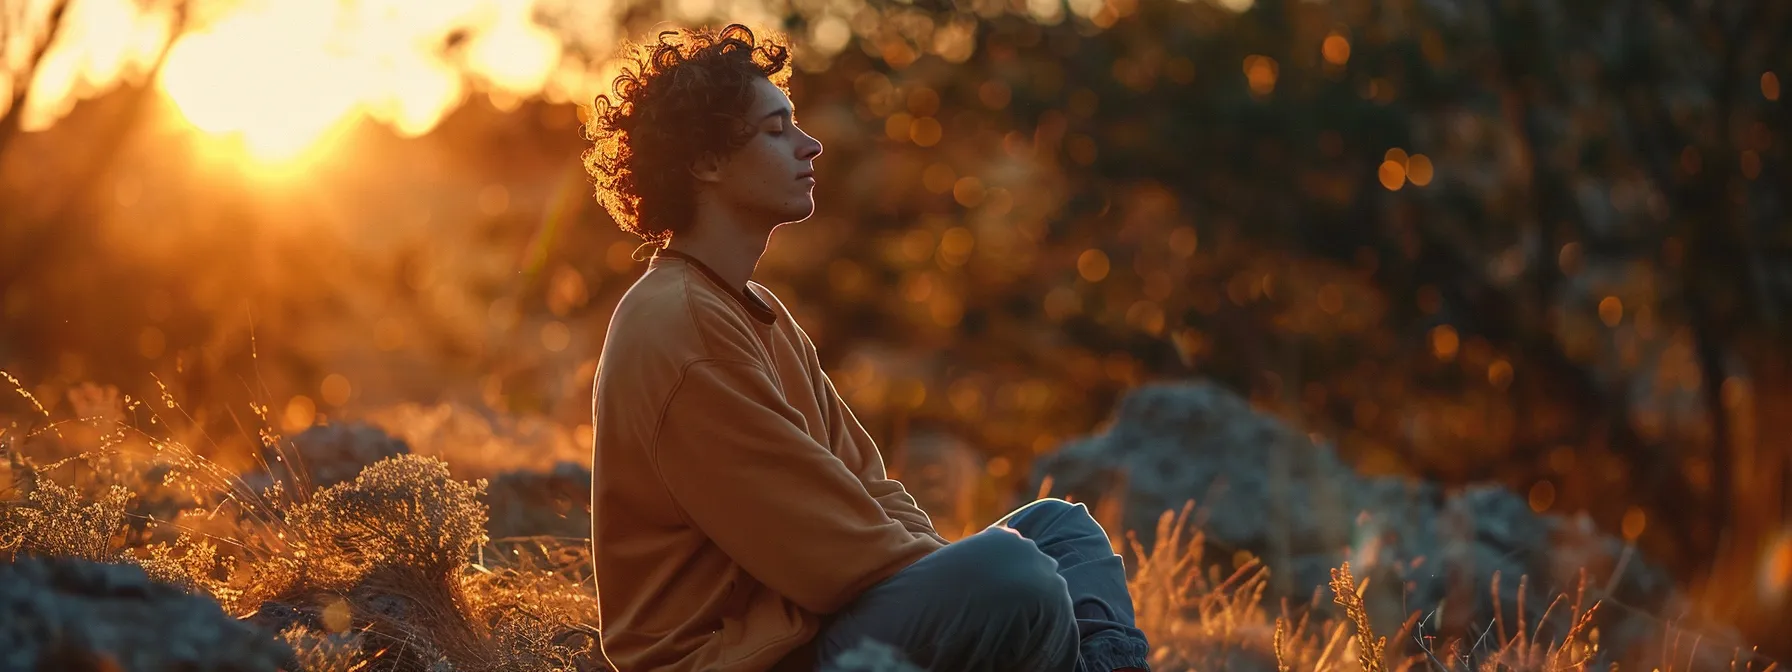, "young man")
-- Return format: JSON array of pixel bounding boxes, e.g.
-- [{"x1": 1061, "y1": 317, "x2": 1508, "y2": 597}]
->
[{"x1": 581, "y1": 23, "x2": 1152, "y2": 672}]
